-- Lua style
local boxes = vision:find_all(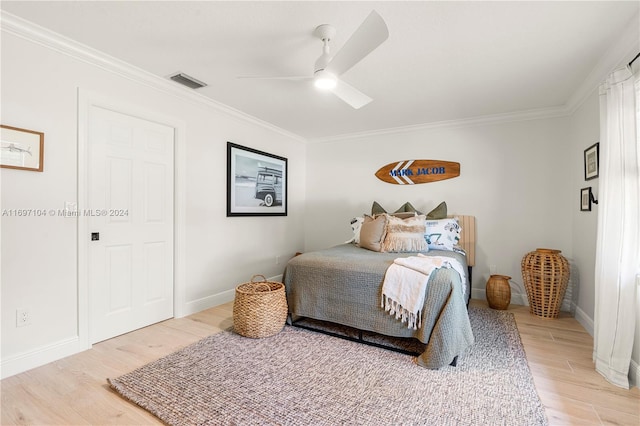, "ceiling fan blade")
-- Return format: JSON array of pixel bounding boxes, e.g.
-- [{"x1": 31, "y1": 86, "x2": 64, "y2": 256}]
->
[
  {"x1": 325, "y1": 10, "x2": 389, "y2": 76},
  {"x1": 329, "y1": 79, "x2": 373, "y2": 109}
]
